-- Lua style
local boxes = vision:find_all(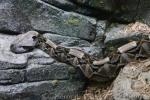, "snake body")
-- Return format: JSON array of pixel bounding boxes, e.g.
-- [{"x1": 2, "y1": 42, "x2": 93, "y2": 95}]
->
[{"x1": 35, "y1": 34, "x2": 150, "y2": 82}]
